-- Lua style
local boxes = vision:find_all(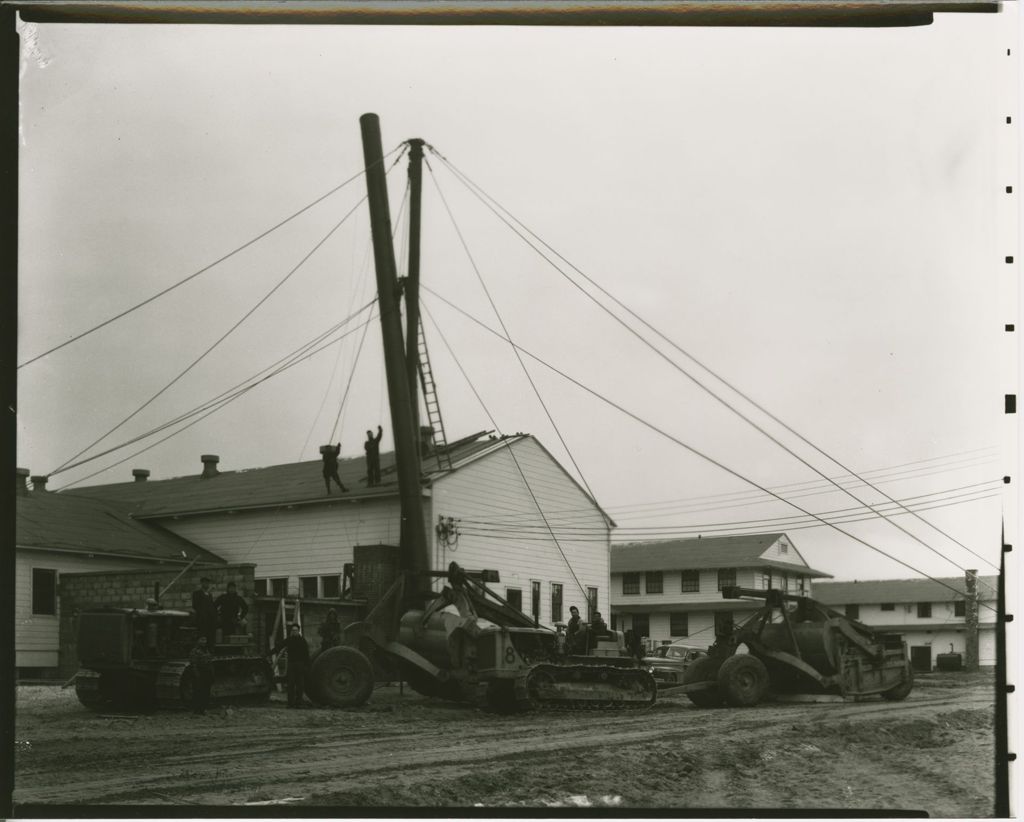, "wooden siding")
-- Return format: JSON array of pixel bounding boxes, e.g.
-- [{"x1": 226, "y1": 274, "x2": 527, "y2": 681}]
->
[
  {"x1": 611, "y1": 568, "x2": 760, "y2": 606},
  {"x1": 162, "y1": 498, "x2": 405, "y2": 594},
  {"x1": 16, "y1": 548, "x2": 155, "y2": 667},
  {"x1": 429, "y1": 438, "x2": 609, "y2": 626},
  {"x1": 758, "y1": 535, "x2": 809, "y2": 567}
]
